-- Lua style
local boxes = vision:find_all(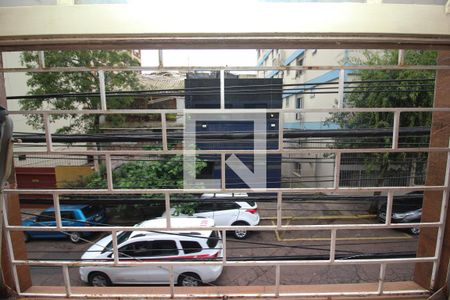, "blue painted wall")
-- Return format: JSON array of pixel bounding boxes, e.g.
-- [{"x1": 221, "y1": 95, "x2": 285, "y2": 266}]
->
[{"x1": 185, "y1": 78, "x2": 282, "y2": 188}]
